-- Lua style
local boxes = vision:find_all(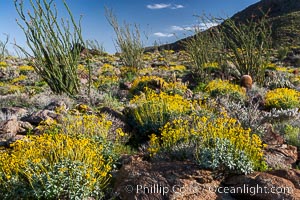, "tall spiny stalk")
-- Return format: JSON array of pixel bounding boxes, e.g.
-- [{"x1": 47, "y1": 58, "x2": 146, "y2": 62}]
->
[{"x1": 14, "y1": 0, "x2": 84, "y2": 97}]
